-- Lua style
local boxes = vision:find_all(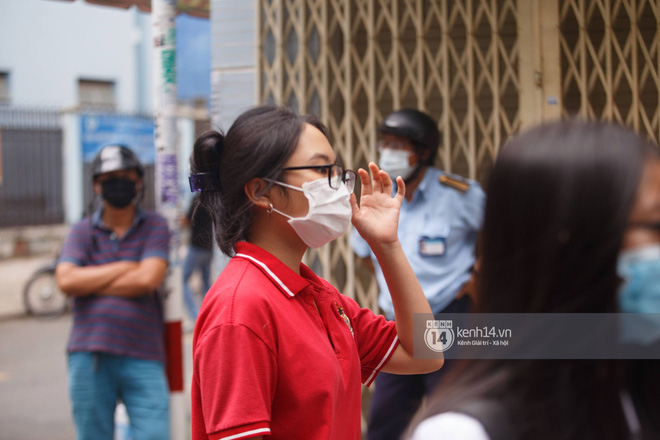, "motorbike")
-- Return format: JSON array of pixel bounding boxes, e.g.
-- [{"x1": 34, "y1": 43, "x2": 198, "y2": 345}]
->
[{"x1": 23, "y1": 256, "x2": 70, "y2": 318}]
